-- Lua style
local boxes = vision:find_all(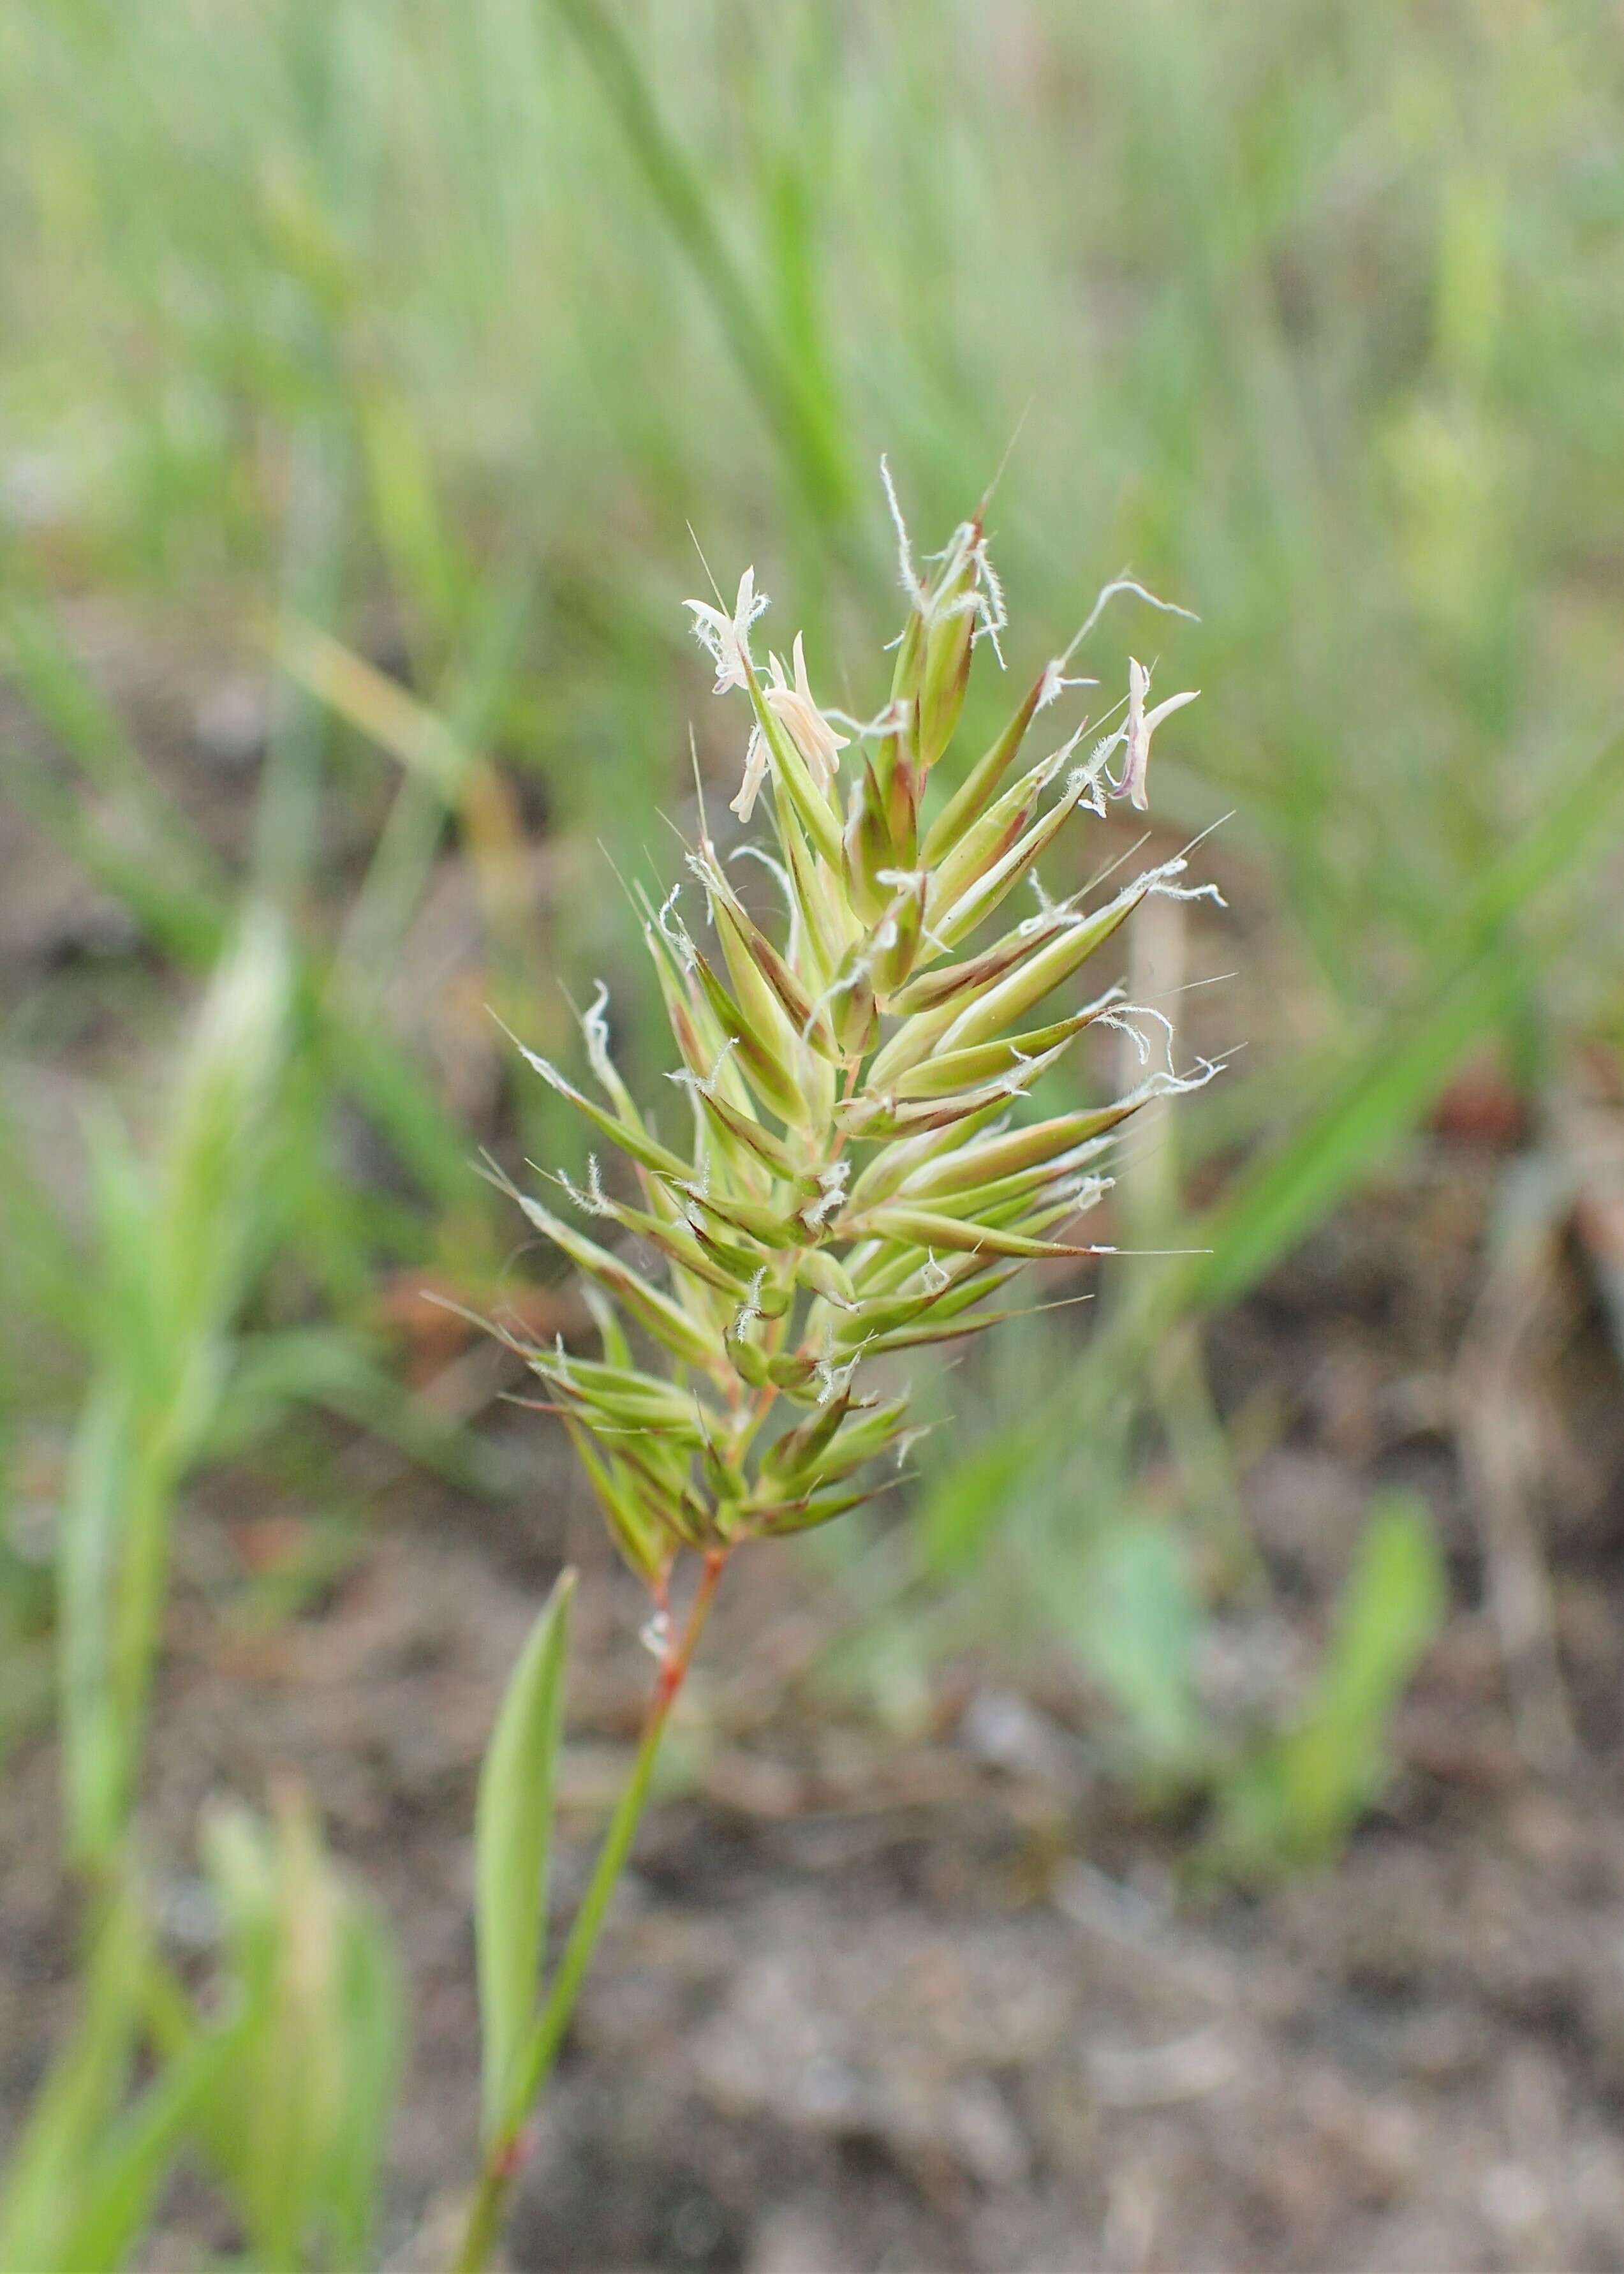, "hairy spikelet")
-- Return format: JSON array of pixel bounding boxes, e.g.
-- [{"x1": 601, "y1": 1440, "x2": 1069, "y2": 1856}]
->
[{"x1": 504, "y1": 470, "x2": 1216, "y2": 1584}]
